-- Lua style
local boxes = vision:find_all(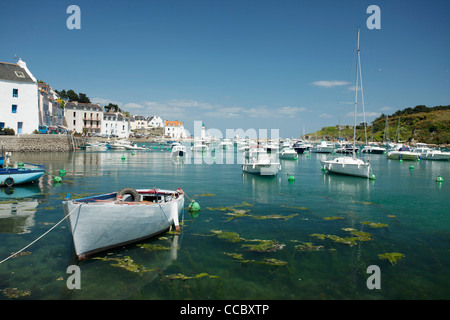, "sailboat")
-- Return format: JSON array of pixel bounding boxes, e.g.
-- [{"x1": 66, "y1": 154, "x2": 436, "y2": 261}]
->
[{"x1": 321, "y1": 29, "x2": 375, "y2": 179}]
